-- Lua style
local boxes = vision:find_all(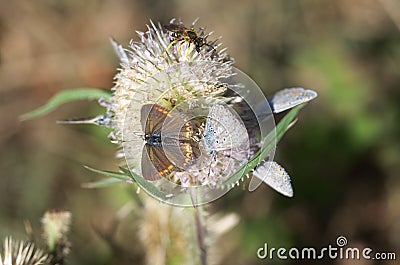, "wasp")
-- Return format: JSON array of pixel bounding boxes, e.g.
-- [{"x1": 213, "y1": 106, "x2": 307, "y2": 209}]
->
[{"x1": 163, "y1": 23, "x2": 217, "y2": 56}]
